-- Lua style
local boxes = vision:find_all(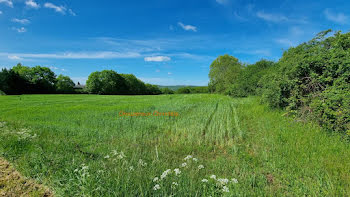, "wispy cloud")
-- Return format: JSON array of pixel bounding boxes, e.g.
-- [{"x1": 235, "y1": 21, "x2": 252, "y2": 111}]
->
[
  {"x1": 256, "y1": 11, "x2": 288, "y2": 23},
  {"x1": 44, "y1": 3, "x2": 66, "y2": 14},
  {"x1": 0, "y1": 51, "x2": 141, "y2": 59},
  {"x1": 178, "y1": 22, "x2": 197, "y2": 32},
  {"x1": 167, "y1": 72, "x2": 172, "y2": 75},
  {"x1": 12, "y1": 27, "x2": 27, "y2": 33},
  {"x1": 324, "y1": 9, "x2": 348, "y2": 24},
  {"x1": 216, "y1": 0, "x2": 230, "y2": 5},
  {"x1": 0, "y1": 0, "x2": 13, "y2": 8},
  {"x1": 12, "y1": 18, "x2": 30, "y2": 25},
  {"x1": 275, "y1": 38, "x2": 294, "y2": 47},
  {"x1": 144, "y1": 56, "x2": 171, "y2": 62},
  {"x1": 0, "y1": 11, "x2": 2, "y2": 14},
  {"x1": 50, "y1": 66, "x2": 66, "y2": 72},
  {"x1": 8, "y1": 55, "x2": 21, "y2": 60},
  {"x1": 25, "y1": 0, "x2": 39, "y2": 9},
  {"x1": 44, "y1": 2, "x2": 74, "y2": 15}
]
